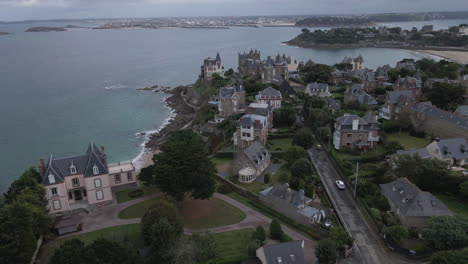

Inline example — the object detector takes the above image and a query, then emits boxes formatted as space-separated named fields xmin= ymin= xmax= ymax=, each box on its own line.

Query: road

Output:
xmin=308 ymin=146 xmax=416 ymax=264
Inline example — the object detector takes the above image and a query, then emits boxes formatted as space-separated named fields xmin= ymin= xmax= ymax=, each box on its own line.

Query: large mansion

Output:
xmin=201 ymin=52 xmax=224 ymax=80
xmin=40 ymin=142 xmax=136 ymax=215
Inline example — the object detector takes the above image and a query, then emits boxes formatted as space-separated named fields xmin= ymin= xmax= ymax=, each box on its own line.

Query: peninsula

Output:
xmin=25 ymin=26 xmax=67 ymax=32
xmin=0 ymin=32 xmax=10 ymax=35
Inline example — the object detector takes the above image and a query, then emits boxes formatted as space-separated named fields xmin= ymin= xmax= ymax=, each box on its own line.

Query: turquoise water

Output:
xmin=0 ymin=21 xmax=450 ymax=191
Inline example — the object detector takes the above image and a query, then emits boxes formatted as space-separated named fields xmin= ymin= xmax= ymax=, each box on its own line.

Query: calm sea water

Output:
xmin=0 ymin=19 xmax=460 ymax=192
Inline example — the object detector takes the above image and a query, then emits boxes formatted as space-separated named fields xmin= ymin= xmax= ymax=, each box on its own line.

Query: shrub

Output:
xmin=292 ymin=127 xmax=314 ymax=149
xmin=264 ymin=174 xmax=271 ymax=184
xmin=217 ymin=183 xmax=233 ymax=194
xmin=316 ymin=239 xmax=338 ymax=264
xmin=253 ymin=226 xmax=266 ymax=244
xmin=278 ymin=172 xmax=290 ymax=183
xmin=128 ymin=189 xmax=144 ymax=198
xmin=382 ymin=225 xmax=409 ymax=243
xmin=269 ymin=219 xmax=283 ymax=240
xmin=141 ymin=200 xmax=183 ymax=244
xmin=247 ymin=240 xmax=261 ymax=258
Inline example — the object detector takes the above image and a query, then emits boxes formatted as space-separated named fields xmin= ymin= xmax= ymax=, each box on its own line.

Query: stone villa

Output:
xmin=342 ymin=55 xmax=364 ymax=70
xmin=234 ymin=114 xmax=270 ymax=149
xmin=304 ymin=82 xmax=331 ymax=98
xmin=333 ymin=113 xmax=380 ymax=150
xmin=394 ymin=72 xmax=423 ymax=98
xmin=255 ymin=87 xmax=283 ymax=109
xmin=379 ymin=91 xmax=415 ymax=120
xmin=39 ymin=142 xmax=136 ymax=215
xmin=218 ymin=81 xmax=246 ymax=117
xmin=232 ymin=141 xmax=271 ymax=183
xmin=201 ymin=52 xmax=224 ymax=80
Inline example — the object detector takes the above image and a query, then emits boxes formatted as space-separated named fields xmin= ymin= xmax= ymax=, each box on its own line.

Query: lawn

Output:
xmin=386 ymin=132 xmax=431 ymax=150
xmin=268 ymin=137 xmax=293 ymax=151
xmin=208 ymin=229 xmax=254 ymax=263
xmin=436 ymin=194 xmax=468 ymax=217
xmin=40 ymin=224 xmax=142 ymax=264
xmin=118 ymin=197 xmax=246 ymax=229
xmin=115 ymin=185 xmax=160 ymax=203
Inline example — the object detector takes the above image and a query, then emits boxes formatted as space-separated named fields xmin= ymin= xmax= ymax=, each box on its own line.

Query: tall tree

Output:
xmin=50 ymin=239 xmax=88 ymax=264
xmin=293 ymin=127 xmax=314 ymax=149
xmin=141 ymin=200 xmax=183 ymax=244
xmin=144 ymin=130 xmax=216 ymax=203
xmin=149 ymin=218 xmax=183 ymax=262
xmin=426 ymin=216 xmax=468 ymax=250
xmin=284 ymin=146 xmax=309 ymax=167
xmin=425 ymin=83 xmax=464 ymax=111
xmin=269 ymin=219 xmax=283 ymax=240
xmin=316 ymin=239 xmax=338 ymax=264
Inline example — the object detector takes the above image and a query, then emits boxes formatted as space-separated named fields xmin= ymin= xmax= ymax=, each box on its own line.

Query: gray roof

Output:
xmin=336 ymin=114 xmax=367 ymax=126
xmin=42 ymin=142 xmax=109 ymax=186
xmin=220 ymin=87 xmax=235 ymax=98
xmin=357 ymin=93 xmax=377 ymax=105
xmin=260 ymin=183 xmax=312 ymax=208
xmin=385 ymin=91 xmax=415 ymax=105
xmin=435 ymin=138 xmax=468 ymax=160
xmin=259 ymin=86 xmax=282 ymax=97
xmin=412 ymin=102 xmax=468 ymax=130
xmin=396 ymin=148 xmax=431 ymax=159
xmin=323 ymin=97 xmax=341 ymax=111
xmin=395 ymin=76 xmax=422 ymax=89
xmin=279 ymin=80 xmax=297 ymax=96
xmin=243 ymin=141 xmax=269 ymax=169
xmin=239 ymin=114 xmax=267 ymax=129
xmin=380 ymin=178 xmax=453 ymax=217
xmin=305 ymin=82 xmax=329 ymax=95
xmin=454 ymin=105 xmax=468 ymax=117
xmin=261 ymin=241 xmax=305 ymax=264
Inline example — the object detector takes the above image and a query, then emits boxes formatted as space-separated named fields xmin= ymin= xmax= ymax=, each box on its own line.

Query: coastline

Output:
xmin=414 ymin=50 xmax=468 ymax=64
xmin=132 ymin=85 xmax=196 ymax=172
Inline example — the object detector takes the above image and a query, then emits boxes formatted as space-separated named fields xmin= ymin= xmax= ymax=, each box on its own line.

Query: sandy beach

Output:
xmin=417 ymin=50 xmax=468 ymax=64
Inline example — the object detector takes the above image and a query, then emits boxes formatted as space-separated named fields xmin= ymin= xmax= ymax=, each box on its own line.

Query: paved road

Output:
xmin=309 ymin=146 xmax=416 ymax=264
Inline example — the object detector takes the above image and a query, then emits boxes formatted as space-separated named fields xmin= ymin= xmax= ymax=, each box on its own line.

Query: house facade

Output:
xmin=234 ymin=114 xmax=269 ymax=149
xmin=394 ymin=73 xmax=423 ymax=98
xmin=333 ymin=113 xmax=380 ymax=150
xmin=39 ymin=142 xmax=136 ymax=215
xmin=201 ymin=52 xmax=224 ymax=80
xmin=379 ymin=91 xmax=415 ymax=120
xmin=218 ymin=82 xmax=246 ymax=117
xmin=232 ymin=141 xmax=271 ymax=183
xmin=304 ymin=82 xmax=331 ymax=98
xmin=344 ymin=84 xmax=378 ymax=105
xmin=380 ymin=178 xmax=453 ymax=229
xmin=342 ymin=55 xmax=364 ymax=70
xmin=245 ymin=103 xmax=273 ymax=130
xmin=238 ymin=50 xmax=298 ymax=83
xmin=255 ymin=87 xmax=282 ymax=109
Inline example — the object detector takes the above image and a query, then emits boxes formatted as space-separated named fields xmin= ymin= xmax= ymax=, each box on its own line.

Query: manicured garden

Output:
xmin=268 ymin=137 xmax=293 ymax=151
xmin=118 ymin=196 xmax=246 ymax=229
xmin=208 ymin=228 xmax=254 ymax=263
xmin=385 ymin=132 xmax=431 ymax=150
xmin=115 ymin=185 xmax=160 ymax=203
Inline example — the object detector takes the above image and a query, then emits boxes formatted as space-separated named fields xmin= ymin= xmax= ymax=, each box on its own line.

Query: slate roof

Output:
xmin=435 ymin=138 xmax=468 ymax=160
xmin=412 ymin=102 xmax=468 ymax=130
xmin=220 ymin=87 xmax=235 ymax=98
xmin=454 ymin=105 xmax=468 ymax=117
xmin=260 ymin=183 xmax=312 ymax=208
xmin=357 ymin=93 xmax=378 ymax=105
xmin=385 ymin=91 xmax=415 ymax=105
xmin=323 ymin=97 xmax=342 ymax=111
xmin=336 ymin=114 xmax=368 ymax=127
xmin=395 ymin=76 xmax=422 ymax=89
xmin=259 ymin=86 xmax=282 ymax=97
xmin=240 ymin=114 xmax=268 ymax=129
xmin=279 ymin=79 xmax=297 ymax=96
xmin=243 ymin=141 xmax=269 ymax=169
xmin=246 ymin=103 xmax=272 ymax=116
xmin=260 ymin=240 xmax=305 ymax=264
xmin=305 ymin=82 xmax=329 ymax=95
xmin=42 ymin=142 xmax=109 ymax=186
xmin=396 ymin=148 xmax=431 ymax=159
xmin=380 ymin=178 xmax=453 ymax=217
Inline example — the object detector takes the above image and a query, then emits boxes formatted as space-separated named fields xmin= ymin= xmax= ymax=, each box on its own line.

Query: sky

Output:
xmin=1 ymin=0 xmax=468 ymax=21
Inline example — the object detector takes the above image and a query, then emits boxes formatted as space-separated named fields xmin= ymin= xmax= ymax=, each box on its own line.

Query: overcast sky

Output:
xmin=1 ymin=0 xmax=468 ymax=21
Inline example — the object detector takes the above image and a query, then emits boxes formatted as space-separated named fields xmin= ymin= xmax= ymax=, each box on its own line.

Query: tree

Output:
xmin=284 ymin=146 xmax=308 ymax=167
xmin=431 ymin=248 xmax=468 ymax=264
xmin=426 ymin=216 xmax=468 ymax=250
xmin=316 ymin=239 xmax=338 ymax=264
xmin=86 ymin=239 xmax=138 ymax=264
xmin=4 ymin=167 xmax=43 ymax=203
xmin=141 ymin=200 xmax=183 ymax=244
xmin=149 ymin=218 xmax=183 ymax=261
xmin=273 ymin=106 xmax=296 ymax=127
xmin=459 ymin=181 xmax=468 ymax=200
xmin=425 ymin=83 xmax=464 ymax=111
xmin=290 ymin=158 xmax=313 ymax=181
xmin=269 ymin=219 xmax=283 ymax=240
xmin=300 ymin=64 xmax=334 ymax=83
xmin=330 ymin=227 xmax=353 ymax=248
xmin=50 ymin=239 xmax=88 ymax=264
xmin=191 ymin=232 xmax=220 ymax=262
xmin=225 ymin=68 xmax=234 ymax=76
xmin=292 ymin=127 xmax=314 ymax=149
xmin=382 ymin=225 xmax=409 ymax=243
xmin=147 ymin=130 xmax=217 ymax=203
xmin=253 ymin=226 xmax=266 ymax=245
xmin=278 ymin=172 xmax=290 ymax=183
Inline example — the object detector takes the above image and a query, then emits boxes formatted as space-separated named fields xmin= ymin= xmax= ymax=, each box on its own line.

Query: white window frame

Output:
xmin=53 ymin=200 xmax=61 ymax=210
xmin=93 ymin=165 xmax=99 ymax=175
xmin=94 ymin=178 xmax=102 ymax=188
xmin=51 ymin=187 xmax=58 ymax=196
xmin=114 ymin=174 xmax=121 ymax=184
xmin=96 ymin=190 xmax=104 ymax=200
xmin=72 ymin=178 xmax=79 ymax=187
xmin=48 ymin=174 xmax=55 ymax=184
xmin=70 ymin=165 xmax=76 ymax=174
xmin=127 ymin=172 xmax=133 ymax=182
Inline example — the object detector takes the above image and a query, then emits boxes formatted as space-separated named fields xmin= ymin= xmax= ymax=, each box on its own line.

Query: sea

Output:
xmin=0 ymin=18 xmax=466 ymax=192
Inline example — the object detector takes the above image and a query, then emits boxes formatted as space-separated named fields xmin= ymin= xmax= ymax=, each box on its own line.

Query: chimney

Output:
xmin=39 ymin=158 xmax=46 ymax=177
xmin=435 ymin=137 xmax=440 ymax=142
xmin=101 ymin=145 xmax=108 ymax=168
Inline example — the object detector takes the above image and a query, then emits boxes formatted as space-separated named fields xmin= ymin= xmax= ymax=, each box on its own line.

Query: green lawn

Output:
xmin=40 ymin=224 xmax=142 ymax=264
xmin=436 ymin=194 xmax=468 ymax=217
xmin=208 ymin=229 xmax=254 ymax=263
xmin=386 ymin=132 xmax=431 ymax=150
xmin=211 ymin=157 xmax=232 ymax=167
xmin=268 ymin=137 xmax=293 ymax=151
xmin=115 ymin=185 xmax=160 ymax=203
xmin=118 ymin=197 xmax=246 ymax=230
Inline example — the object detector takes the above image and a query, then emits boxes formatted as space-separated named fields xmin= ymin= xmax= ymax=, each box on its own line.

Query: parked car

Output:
xmin=316 ymin=144 xmax=323 ymax=151
xmin=335 ymin=180 xmax=345 ymax=190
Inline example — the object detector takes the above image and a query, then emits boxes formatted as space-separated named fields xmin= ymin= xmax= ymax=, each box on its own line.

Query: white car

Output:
xmin=335 ymin=180 xmax=345 ymax=190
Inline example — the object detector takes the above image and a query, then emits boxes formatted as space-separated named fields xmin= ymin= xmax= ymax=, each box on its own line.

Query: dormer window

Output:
xmin=93 ymin=164 xmax=99 ymax=175
xmin=70 ymin=164 xmax=76 ymax=174
xmin=48 ymin=174 xmax=55 ymax=184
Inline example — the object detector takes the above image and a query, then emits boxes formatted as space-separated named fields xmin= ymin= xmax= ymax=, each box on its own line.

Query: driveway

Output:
xmin=308 ymin=146 xmax=420 ymax=264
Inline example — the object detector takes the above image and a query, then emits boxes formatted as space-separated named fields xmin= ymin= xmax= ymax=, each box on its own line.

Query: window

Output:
xmin=114 ymin=174 xmax=121 ymax=184
xmin=127 ymin=172 xmax=133 ymax=182
xmin=70 ymin=164 xmax=76 ymax=174
xmin=48 ymin=174 xmax=55 ymax=184
xmin=96 ymin=190 xmax=104 ymax=200
xmin=68 ymin=192 xmax=73 ymax=200
xmin=93 ymin=164 xmax=99 ymax=175
xmin=51 ymin=187 xmax=58 ymax=196
xmin=347 ymin=134 xmax=352 ymax=138
xmin=72 ymin=178 xmax=79 ymax=186
xmin=94 ymin=178 xmax=102 ymax=188
xmin=83 ymin=189 xmax=87 ymax=197
xmin=276 ymin=257 xmax=283 ymax=264
xmin=53 ymin=200 xmax=61 ymax=210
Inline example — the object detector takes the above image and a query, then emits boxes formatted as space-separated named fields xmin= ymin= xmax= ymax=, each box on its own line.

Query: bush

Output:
xmin=128 ymin=189 xmax=144 ymax=198
xmin=269 ymin=219 xmax=283 ymax=240
xmin=278 ymin=172 xmax=290 ymax=183
xmin=247 ymin=240 xmax=261 ymax=258
xmin=292 ymin=127 xmax=314 ymax=149
xmin=217 ymin=183 xmax=233 ymax=194
xmin=253 ymin=226 xmax=266 ymax=244
xmin=382 ymin=225 xmax=409 ymax=243
xmin=264 ymin=174 xmax=271 ymax=184
xmin=141 ymin=200 xmax=183 ymax=244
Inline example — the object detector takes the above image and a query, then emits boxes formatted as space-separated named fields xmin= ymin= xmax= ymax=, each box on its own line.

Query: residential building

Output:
xmin=278 ymin=79 xmax=297 ymax=98
xmin=395 ymin=60 xmax=416 ymax=71
xmin=362 ymin=65 xmax=391 ymax=92
xmin=396 ymin=138 xmax=468 ymax=167
xmin=259 ymin=183 xmax=324 ymax=226
xmin=238 ymin=49 xmax=262 ymax=77
xmin=256 ymin=87 xmax=282 ymax=109
xmin=232 ymin=141 xmax=271 ymax=183
xmin=394 ymin=72 xmax=423 ymax=98
xmin=421 ymin=25 xmax=434 ymax=32
xmin=380 ymin=178 xmax=453 ymax=229
xmin=409 ymin=102 xmax=468 ymax=139
xmin=344 ymin=84 xmax=378 ymax=105
xmin=379 ymin=91 xmax=415 ymax=120
xmin=234 ymin=114 xmax=269 ymax=149
xmin=238 ymin=50 xmax=298 ymax=83
xmin=459 ymin=26 xmax=468 ymax=36
xmin=218 ymin=82 xmax=246 ymax=117
xmin=323 ymin=97 xmax=342 ymax=114
xmin=201 ymin=52 xmax=224 ymax=80
xmin=245 ymin=103 xmax=273 ymax=130
xmin=333 ymin=112 xmax=380 ymax=150
xmin=424 ymin=77 xmax=461 ymax=89
xmin=342 ymin=55 xmax=364 ymax=70
xmin=455 ymin=105 xmax=468 ymax=117
xmin=39 ymin=142 xmax=136 ymax=215
xmin=304 ymin=82 xmax=331 ymax=98
xmin=256 ymin=240 xmax=305 ymax=264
